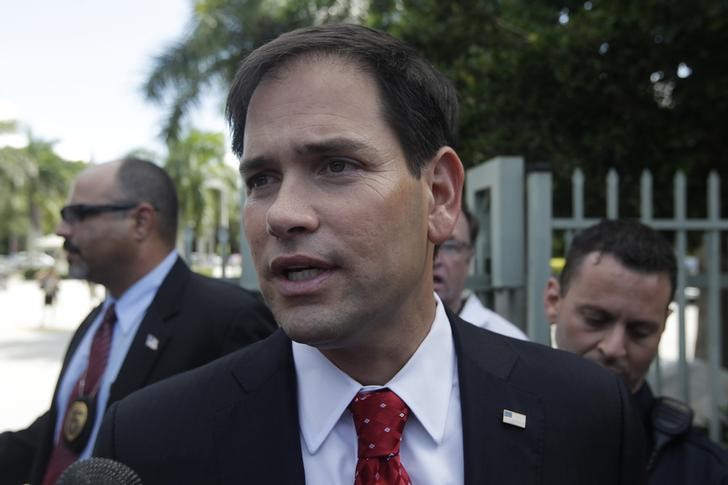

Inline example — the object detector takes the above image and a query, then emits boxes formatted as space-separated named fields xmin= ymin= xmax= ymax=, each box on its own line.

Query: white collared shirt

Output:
xmin=292 ymin=293 xmax=463 ymax=485
xmin=459 ymin=290 xmax=528 ymax=341
xmin=53 ymin=250 xmax=178 ymax=458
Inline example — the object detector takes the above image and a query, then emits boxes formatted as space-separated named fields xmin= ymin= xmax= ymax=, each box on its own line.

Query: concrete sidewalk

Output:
xmin=0 ymin=275 xmax=101 ymax=432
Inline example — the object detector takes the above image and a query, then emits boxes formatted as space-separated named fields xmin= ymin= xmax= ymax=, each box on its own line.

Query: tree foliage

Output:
xmin=144 ymin=0 xmax=727 ymax=218
xmin=163 ymin=128 xmax=241 ymax=250
xmin=366 ymin=0 xmax=728 ymax=217
xmin=144 ymin=0 xmax=363 ymax=142
xmin=0 ymin=128 xmax=86 ymax=253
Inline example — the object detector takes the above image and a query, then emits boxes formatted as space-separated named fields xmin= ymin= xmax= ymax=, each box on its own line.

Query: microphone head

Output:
xmin=56 ymin=457 xmax=143 ymax=485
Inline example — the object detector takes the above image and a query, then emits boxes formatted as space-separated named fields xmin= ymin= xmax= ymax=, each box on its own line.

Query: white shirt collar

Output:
xmin=293 ymin=293 xmax=456 ymax=454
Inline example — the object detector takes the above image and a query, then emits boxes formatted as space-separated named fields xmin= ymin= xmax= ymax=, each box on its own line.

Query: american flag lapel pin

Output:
xmin=145 ymin=334 xmax=159 ymax=351
xmin=502 ymin=409 xmax=527 ymax=429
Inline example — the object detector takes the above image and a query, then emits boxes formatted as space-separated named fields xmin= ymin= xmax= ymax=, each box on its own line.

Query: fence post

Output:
xmin=466 ymin=156 xmax=525 ymax=326
xmin=527 ymin=167 xmax=553 ymax=344
xmin=641 ymin=170 xmax=664 ymax=395
xmin=606 ymin=168 xmax=619 ymax=219
xmin=707 ymin=171 xmax=722 ymax=441
xmin=674 ymin=171 xmax=689 ymax=403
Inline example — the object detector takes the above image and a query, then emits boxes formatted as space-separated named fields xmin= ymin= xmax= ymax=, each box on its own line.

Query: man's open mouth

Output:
xmin=286 ymin=268 xmax=325 ymax=281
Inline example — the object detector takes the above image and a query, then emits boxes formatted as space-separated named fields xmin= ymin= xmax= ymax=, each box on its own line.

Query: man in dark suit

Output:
xmin=0 ymin=158 xmax=276 ymax=485
xmin=544 ymin=219 xmax=728 ymax=484
xmin=95 ymin=25 xmax=646 ymax=484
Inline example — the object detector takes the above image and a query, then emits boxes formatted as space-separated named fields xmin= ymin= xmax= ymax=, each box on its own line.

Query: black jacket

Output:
xmin=0 ymin=257 xmax=277 ymax=485
xmin=635 ymin=383 xmax=728 ymax=485
xmin=94 ymin=311 xmax=647 ymax=484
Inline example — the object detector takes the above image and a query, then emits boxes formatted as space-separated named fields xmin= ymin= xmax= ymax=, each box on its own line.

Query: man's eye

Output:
xmin=247 ymin=173 xmax=272 ymax=189
xmin=583 ymin=315 xmax=608 ymax=327
xmin=628 ymin=326 xmax=654 ymax=340
xmin=323 ymin=159 xmax=356 ymax=174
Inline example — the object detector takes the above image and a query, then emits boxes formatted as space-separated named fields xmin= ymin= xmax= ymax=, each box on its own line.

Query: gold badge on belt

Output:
xmin=62 ymin=396 xmax=96 ymax=451
xmin=63 ymin=399 xmax=89 ymax=442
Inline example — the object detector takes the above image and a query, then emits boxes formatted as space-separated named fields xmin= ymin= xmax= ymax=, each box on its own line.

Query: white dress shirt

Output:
xmin=292 ymin=293 xmax=464 ymax=485
xmin=52 ymin=250 xmax=178 ymax=458
xmin=459 ymin=290 xmax=528 ymax=341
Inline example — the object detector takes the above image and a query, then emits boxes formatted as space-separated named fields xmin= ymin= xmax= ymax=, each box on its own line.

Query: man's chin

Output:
xmin=602 ymin=365 xmax=634 ymax=390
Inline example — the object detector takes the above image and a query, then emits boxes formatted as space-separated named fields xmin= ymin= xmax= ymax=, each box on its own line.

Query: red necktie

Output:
xmin=350 ymin=389 xmax=412 ymax=485
xmin=42 ymin=303 xmax=117 ymax=485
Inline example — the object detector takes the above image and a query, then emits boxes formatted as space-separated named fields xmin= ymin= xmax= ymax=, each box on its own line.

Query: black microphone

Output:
xmin=56 ymin=457 xmax=143 ymax=485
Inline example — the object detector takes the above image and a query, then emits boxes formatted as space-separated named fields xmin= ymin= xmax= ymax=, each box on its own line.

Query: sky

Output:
xmin=0 ymin=0 xmax=228 ymax=163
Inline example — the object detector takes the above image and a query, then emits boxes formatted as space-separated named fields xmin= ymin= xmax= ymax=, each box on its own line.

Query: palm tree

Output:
xmin=144 ymin=0 xmax=361 ymax=142
xmin=163 ymin=128 xmax=239 ymax=259
xmin=0 ymin=124 xmax=85 ymax=254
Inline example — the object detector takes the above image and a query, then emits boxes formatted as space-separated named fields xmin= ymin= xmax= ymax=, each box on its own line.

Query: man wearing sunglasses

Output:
xmin=434 ymin=205 xmax=527 ymax=340
xmin=0 ymin=157 xmax=276 ymax=485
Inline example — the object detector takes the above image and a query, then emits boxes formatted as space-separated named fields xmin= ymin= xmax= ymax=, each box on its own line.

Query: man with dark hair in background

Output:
xmin=544 ymin=218 xmax=728 ymax=484
xmin=434 ymin=205 xmax=527 ymax=339
xmin=95 ymin=25 xmax=645 ymax=484
xmin=0 ymin=158 xmax=276 ymax=485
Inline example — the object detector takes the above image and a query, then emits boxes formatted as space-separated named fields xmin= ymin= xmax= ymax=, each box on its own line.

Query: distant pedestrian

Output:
xmin=37 ymin=266 xmax=60 ymax=327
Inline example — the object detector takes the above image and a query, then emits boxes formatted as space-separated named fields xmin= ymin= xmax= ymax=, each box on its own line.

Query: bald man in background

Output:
xmin=0 ymin=158 xmax=276 ymax=484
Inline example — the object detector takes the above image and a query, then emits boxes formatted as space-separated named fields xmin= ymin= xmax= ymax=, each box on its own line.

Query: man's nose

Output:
xmin=597 ymin=325 xmax=628 ymax=360
xmin=55 ymin=219 xmax=71 ymax=239
xmin=266 ymin=180 xmax=319 ymax=238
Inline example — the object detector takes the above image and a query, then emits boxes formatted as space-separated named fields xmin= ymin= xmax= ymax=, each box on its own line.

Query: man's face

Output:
xmin=544 ymin=252 xmax=672 ymax=392
xmin=55 ymin=164 xmax=135 ymax=288
xmin=433 ymin=214 xmax=473 ymax=311
xmin=241 ymin=57 xmax=447 ymax=350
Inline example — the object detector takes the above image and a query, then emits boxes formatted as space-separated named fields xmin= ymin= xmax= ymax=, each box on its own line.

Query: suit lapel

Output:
xmin=451 ymin=312 xmax=545 ymax=485
xmin=108 ymin=258 xmax=189 ymax=403
xmin=215 ymin=330 xmax=305 ymax=484
xmin=49 ymin=303 xmax=103 ymax=415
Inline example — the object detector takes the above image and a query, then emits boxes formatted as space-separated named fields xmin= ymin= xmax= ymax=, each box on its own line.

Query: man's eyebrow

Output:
xmin=626 ymin=318 xmax=662 ymax=330
xmin=239 ymin=157 xmax=268 ymax=176
xmin=239 ymin=137 xmax=369 ymax=175
xmin=296 ymin=137 xmax=368 ymax=155
xmin=577 ymin=304 xmax=613 ymax=318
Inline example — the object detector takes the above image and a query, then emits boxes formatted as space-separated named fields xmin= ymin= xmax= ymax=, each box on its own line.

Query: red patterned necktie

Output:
xmin=349 ymin=389 xmax=412 ymax=485
xmin=42 ymin=303 xmax=117 ymax=485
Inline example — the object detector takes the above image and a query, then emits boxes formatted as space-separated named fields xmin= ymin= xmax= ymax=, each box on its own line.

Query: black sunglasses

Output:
xmin=60 ymin=202 xmax=140 ymax=223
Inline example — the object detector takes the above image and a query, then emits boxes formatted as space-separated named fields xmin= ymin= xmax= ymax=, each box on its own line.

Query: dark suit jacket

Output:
xmin=94 ymin=311 xmax=647 ymax=484
xmin=634 ymin=383 xmax=728 ymax=485
xmin=0 ymin=257 xmax=277 ymax=485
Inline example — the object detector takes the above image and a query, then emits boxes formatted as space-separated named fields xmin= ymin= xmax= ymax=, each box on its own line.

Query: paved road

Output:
xmin=0 ymin=275 xmax=101 ymax=432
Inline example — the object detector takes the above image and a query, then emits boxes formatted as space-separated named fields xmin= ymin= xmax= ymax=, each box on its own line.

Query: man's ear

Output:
xmin=426 ymin=147 xmax=464 ymax=244
xmin=543 ymin=277 xmax=562 ymax=325
xmin=131 ymin=203 xmax=156 ymax=241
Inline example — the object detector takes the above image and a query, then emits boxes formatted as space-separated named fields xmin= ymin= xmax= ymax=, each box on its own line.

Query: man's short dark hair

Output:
xmin=116 ymin=158 xmax=178 ymax=245
xmin=460 ymin=205 xmax=479 ymax=245
xmin=560 ymin=219 xmax=677 ymax=300
xmin=225 ymin=23 xmax=459 ymax=177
